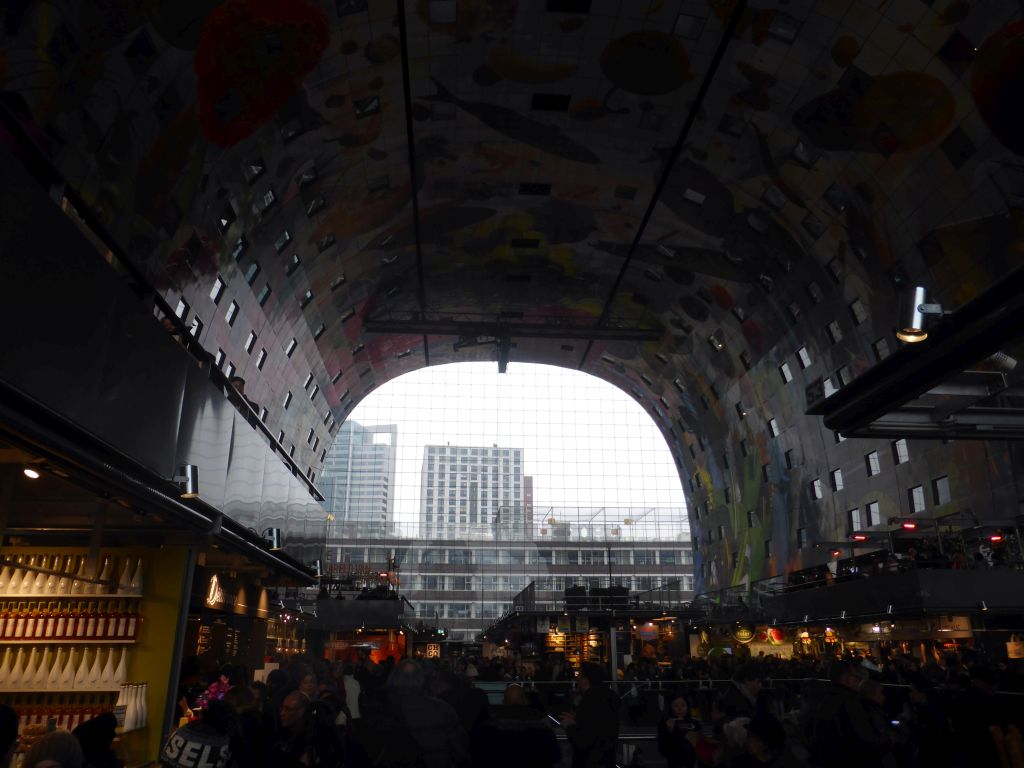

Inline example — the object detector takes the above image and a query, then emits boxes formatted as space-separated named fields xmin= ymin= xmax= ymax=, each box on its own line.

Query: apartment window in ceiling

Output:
xmin=286 ymin=254 xmax=300 ymax=276
xmin=848 ymin=508 xmax=862 ymax=531
xmin=811 ymin=478 xmax=823 ymax=500
xmin=836 ymin=365 xmax=853 ymax=387
xmin=762 ymin=464 xmax=770 ymax=483
xmin=892 ymin=438 xmax=910 ymax=465
xmin=831 ymin=468 xmax=844 ymax=492
xmin=276 ymin=430 xmax=284 ymax=443
xmin=717 ymin=525 xmax=725 ymax=541
xmin=806 ymin=281 xmax=823 ymax=304
xmin=256 ymin=283 xmax=271 ymax=306
xmin=285 ymin=338 xmax=297 ymax=357
xmin=175 ymin=297 xmax=189 ymax=319
xmin=244 ymin=262 xmax=260 ymax=285
xmin=289 ymin=444 xmax=295 ymax=458
xmin=740 ymin=439 xmax=750 ymax=457
xmin=225 ymin=301 xmax=239 ymax=326
xmin=256 ymin=348 xmax=267 ymax=370
xmin=283 ymin=391 xmax=293 ymax=410
xmin=722 ymin=453 xmax=730 ymax=470
xmin=834 ymin=431 xmax=846 ymax=443
xmin=873 ymin=337 xmax=891 ymax=362
xmin=735 ymin=402 xmax=747 ymax=419
xmin=865 ymin=451 xmax=881 ymax=477
xmin=214 ymin=349 xmax=226 ymax=369
xmin=300 ymin=289 xmax=314 ymax=309
xmin=909 ymin=485 xmax=926 ymax=513
xmin=747 ymin=510 xmax=756 ymax=528
xmin=189 ymin=315 xmax=203 ymax=339
xmin=797 ymin=528 xmax=808 ymax=548
xmin=849 ymin=298 xmax=868 ymax=325
xmin=306 ymin=428 xmax=315 ymax=445
xmin=764 ymin=539 xmax=772 ymax=558
xmin=779 ymin=362 xmax=793 ymax=383
xmin=823 ymin=376 xmax=839 ymax=398
xmin=768 ymin=417 xmax=780 ymax=438
xmin=797 ymin=346 xmax=812 ymax=369
xmin=303 ymin=373 xmax=314 ymax=390
xmin=210 ymin=277 xmax=225 ymax=305
xmin=933 ymin=475 xmax=951 ymax=506
xmin=724 ymin=487 xmax=731 ymax=504
xmin=826 ymin=321 xmax=843 ymax=344
xmin=259 ymin=406 xmax=268 ymax=422
xmin=787 ymin=302 xmax=801 ymax=321
xmin=224 ymin=362 xmax=236 ymax=379
xmin=866 ymin=501 xmax=880 ymax=527
xmin=784 ymin=449 xmax=795 ymax=469
xmin=244 ymin=331 xmax=256 ymax=354
xmin=310 ymin=385 xmax=319 ymax=401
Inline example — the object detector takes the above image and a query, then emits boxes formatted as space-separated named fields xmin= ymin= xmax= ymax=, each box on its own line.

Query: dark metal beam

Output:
xmin=364 ymin=317 xmax=662 ymax=341
xmin=577 ymin=0 xmax=749 ymax=370
xmin=808 ymin=263 xmax=1024 ymax=436
xmin=396 ymin=0 xmax=430 ymax=366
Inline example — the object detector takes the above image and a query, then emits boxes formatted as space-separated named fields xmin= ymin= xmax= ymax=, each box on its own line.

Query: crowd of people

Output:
xmin=1 ymin=648 xmax=1023 ymax=768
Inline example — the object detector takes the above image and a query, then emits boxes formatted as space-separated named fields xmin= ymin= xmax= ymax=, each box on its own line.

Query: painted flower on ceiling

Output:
xmin=194 ymin=0 xmax=329 ymax=147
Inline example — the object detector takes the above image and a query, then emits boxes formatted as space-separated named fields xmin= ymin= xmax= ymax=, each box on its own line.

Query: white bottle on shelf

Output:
xmin=71 ymin=557 xmax=88 ymax=595
xmin=0 ymin=563 xmax=11 ymax=593
xmin=47 ymin=648 xmax=62 ymax=688
xmin=116 ymin=559 xmax=132 ymax=595
xmin=7 ymin=647 xmax=25 ymax=688
xmin=44 ymin=556 xmax=60 ymax=595
xmin=60 ymin=647 xmax=76 ymax=688
xmin=9 ymin=560 xmax=24 ymax=597
xmin=0 ymin=647 xmax=12 ymax=688
xmin=128 ymin=558 xmax=143 ymax=596
xmin=123 ymin=683 xmax=137 ymax=732
xmin=74 ymin=646 xmax=90 ymax=688
xmin=139 ymin=682 xmax=148 ymax=727
xmin=86 ymin=645 xmax=103 ymax=689
xmin=96 ymin=557 xmax=113 ymax=595
xmin=28 ymin=647 xmax=45 ymax=689
xmin=31 ymin=556 xmax=48 ymax=594
xmin=56 ymin=556 xmax=72 ymax=595
xmin=113 ymin=647 xmax=128 ymax=685
xmin=100 ymin=646 xmax=116 ymax=689
xmin=19 ymin=556 xmax=36 ymax=594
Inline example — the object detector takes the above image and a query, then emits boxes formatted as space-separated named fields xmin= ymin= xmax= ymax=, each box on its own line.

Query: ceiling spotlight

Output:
xmin=851 ymin=534 xmax=868 ymax=542
xmin=901 ymin=521 xmax=918 ymax=531
xmin=830 ymin=549 xmax=842 ymax=558
xmin=173 ymin=464 xmax=199 ymax=499
xmin=22 ymin=467 xmax=41 ymax=479
xmin=989 ymin=534 xmax=1004 ymax=543
xmin=896 ymin=286 xmax=945 ymax=343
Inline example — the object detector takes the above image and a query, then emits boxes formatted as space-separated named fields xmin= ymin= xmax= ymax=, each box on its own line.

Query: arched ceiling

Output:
xmin=2 ymin=0 xmax=1023 ymax=588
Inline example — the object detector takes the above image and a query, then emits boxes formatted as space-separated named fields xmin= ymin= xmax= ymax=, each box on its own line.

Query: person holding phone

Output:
xmin=657 ymin=692 xmax=700 ymax=768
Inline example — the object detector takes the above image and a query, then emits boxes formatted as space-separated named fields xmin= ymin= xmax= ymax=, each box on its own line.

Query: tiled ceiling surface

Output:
xmin=2 ymin=0 xmax=1023 ymax=590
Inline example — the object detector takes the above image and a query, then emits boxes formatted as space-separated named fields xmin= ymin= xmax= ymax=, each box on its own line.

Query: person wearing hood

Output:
xmin=560 ymin=663 xmax=620 ymax=768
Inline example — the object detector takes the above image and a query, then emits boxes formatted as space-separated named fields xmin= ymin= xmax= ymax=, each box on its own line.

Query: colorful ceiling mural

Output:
xmin=1 ymin=0 xmax=1022 ymax=594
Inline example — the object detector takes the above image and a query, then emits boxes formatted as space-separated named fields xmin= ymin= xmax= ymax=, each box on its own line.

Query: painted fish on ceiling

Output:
xmin=423 ymin=79 xmax=601 ymax=164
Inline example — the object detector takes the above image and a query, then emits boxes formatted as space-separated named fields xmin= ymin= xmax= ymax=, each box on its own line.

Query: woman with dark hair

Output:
xmin=657 ymin=692 xmax=700 ymax=768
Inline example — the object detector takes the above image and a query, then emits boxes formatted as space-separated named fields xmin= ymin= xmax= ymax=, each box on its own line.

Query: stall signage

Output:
xmin=426 ymin=643 xmax=441 ymax=658
xmin=734 ymin=626 xmax=754 ymax=644
xmin=206 ymin=575 xmax=227 ymax=609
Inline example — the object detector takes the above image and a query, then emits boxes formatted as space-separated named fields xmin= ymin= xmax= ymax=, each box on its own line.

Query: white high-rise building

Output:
xmin=321 ymin=421 xmax=397 ymax=534
xmin=421 ymin=444 xmax=525 ymax=539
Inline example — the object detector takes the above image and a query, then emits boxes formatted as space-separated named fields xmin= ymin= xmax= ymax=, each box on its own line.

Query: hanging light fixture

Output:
xmin=173 ymin=464 xmax=200 ymax=498
xmin=895 ymin=286 xmax=945 ymax=343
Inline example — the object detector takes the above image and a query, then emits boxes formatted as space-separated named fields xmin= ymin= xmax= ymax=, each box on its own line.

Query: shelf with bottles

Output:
xmin=0 ymin=553 xmax=144 ymax=599
xmin=0 ymin=594 xmax=142 ymax=600
xmin=0 ymin=645 xmax=130 ymax=691
xmin=0 ymin=599 xmax=142 ymax=642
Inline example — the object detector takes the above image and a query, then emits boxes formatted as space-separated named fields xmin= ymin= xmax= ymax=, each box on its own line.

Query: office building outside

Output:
xmin=327 ymin=506 xmax=694 ymax=642
xmin=420 ymin=444 xmax=525 ymax=539
xmin=320 ymin=421 xmax=397 ymax=534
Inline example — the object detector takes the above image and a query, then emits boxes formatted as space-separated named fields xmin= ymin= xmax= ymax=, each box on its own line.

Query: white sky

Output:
xmin=346 ymin=362 xmax=688 ymax=527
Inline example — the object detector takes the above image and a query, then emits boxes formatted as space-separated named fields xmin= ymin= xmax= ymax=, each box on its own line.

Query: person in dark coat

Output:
xmin=73 ymin=713 xmax=122 ymax=768
xmin=471 ymin=684 xmax=559 ymax=768
xmin=721 ymin=665 xmax=762 ymax=723
xmin=657 ymin=692 xmax=700 ymax=768
xmin=803 ymin=660 xmax=896 ymax=768
xmin=560 ymin=663 xmax=620 ymax=768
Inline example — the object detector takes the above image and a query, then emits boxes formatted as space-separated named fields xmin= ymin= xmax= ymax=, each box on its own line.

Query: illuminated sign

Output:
xmin=734 ymin=626 xmax=754 ymax=643
xmin=206 ymin=575 xmax=225 ymax=608
xmin=426 ymin=643 xmax=441 ymax=658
